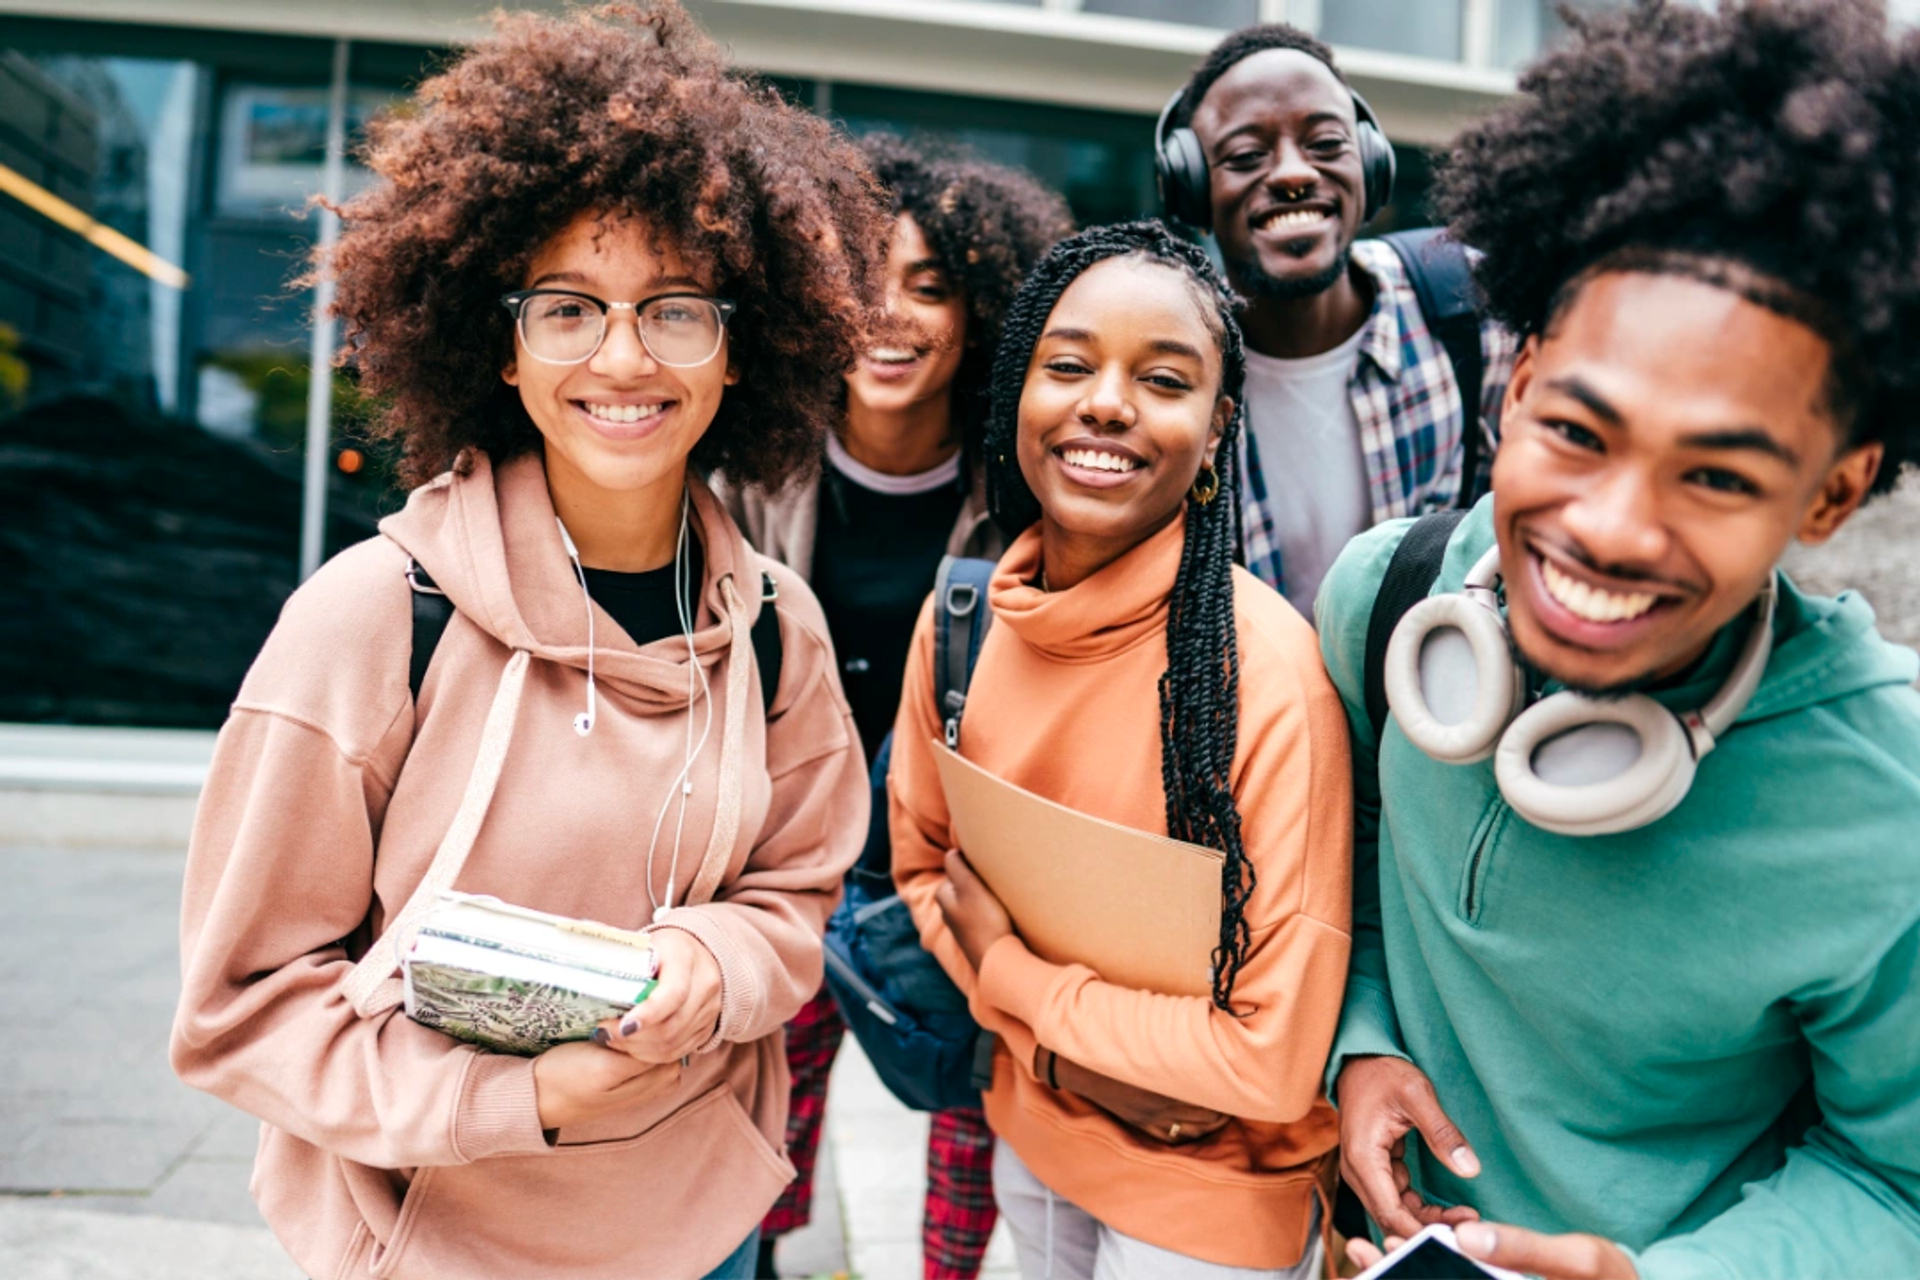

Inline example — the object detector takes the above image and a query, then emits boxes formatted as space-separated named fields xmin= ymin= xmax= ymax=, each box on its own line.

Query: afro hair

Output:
xmin=1436 ymin=0 xmax=1920 ymax=495
xmin=855 ymin=133 xmax=1073 ymax=456
xmin=322 ymin=2 xmax=890 ymax=490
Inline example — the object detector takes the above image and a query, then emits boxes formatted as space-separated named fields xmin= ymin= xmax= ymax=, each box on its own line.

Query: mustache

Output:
xmin=1528 ymin=534 xmax=1690 ymax=595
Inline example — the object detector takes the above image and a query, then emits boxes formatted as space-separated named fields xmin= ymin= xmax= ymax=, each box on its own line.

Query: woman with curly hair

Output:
xmin=168 ymin=6 xmax=886 ymax=1277
xmin=718 ymin=132 xmax=1070 ymax=1280
xmin=891 ymin=221 xmax=1353 ymax=1279
xmin=1318 ymin=3 xmax=1920 ymax=1277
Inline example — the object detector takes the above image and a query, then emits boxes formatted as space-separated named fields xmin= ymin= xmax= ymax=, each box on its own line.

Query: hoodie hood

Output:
xmin=379 ymin=451 xmax=768 ymax=713
xmin=1739 ymin=580 xmax=1919 ymax=721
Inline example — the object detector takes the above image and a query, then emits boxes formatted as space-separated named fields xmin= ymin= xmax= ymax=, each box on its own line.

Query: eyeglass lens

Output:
xmin=519 ymin=294 xmax=726 ymax=367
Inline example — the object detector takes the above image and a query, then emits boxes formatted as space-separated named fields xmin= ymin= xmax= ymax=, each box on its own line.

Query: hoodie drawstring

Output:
xmin=344 ymin=648 xmax=532 ymax=1017
xmin=681 ymin=573 xmax=752 ymax=909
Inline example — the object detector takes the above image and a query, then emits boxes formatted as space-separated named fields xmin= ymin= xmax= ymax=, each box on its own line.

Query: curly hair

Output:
xmin=322 ymin=2 xmax=889 ymax=489
xmin=857 ymin=133 xmax=1073 ymax=457
xmin=984 ymin=220 xmax=1257 ymax=1012
xmin=1436 ymin=0 xmax=1920 ymax=495
xmin=1171 ymin=23 xmax=1342 ymax=127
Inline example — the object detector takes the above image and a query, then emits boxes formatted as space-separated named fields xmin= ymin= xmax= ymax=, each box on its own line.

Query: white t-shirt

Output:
xmin=1239 ymin=325 xmax=1372 ymax=615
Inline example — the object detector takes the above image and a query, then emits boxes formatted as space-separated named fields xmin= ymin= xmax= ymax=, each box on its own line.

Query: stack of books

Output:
xmin=401 ymin=892 xmax=660 ymax=1056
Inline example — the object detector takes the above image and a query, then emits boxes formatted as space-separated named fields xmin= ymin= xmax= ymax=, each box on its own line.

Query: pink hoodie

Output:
xmin=171 ymin=452 xmax=866 ymax=1279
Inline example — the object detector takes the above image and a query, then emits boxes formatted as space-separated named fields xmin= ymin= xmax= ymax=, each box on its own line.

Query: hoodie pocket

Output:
xmin=365 ymin=1082 xmax=792 ymax=1280
xmin=1457 ymin=795 xmax=1511 ymax=926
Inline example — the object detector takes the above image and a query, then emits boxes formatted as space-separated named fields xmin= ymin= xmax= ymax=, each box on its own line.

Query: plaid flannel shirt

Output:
xmin=1238 ymin=237 xmax=1519 ymax=599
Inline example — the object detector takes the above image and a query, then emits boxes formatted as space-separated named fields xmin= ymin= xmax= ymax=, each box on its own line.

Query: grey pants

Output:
xmin=991 ymin=1142 xmax=1325 ymax=1280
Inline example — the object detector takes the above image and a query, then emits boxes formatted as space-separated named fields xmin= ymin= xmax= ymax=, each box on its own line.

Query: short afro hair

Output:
xmin=1173 ymin=23 xmax=1342 ymax=127
xmin=323 ymin=2 xmax=889 ymax=490
xmin=1436 ymin=0 xmax=1920 ymax=496
xmin=857 ymin=133 xmax=1074 ymax=455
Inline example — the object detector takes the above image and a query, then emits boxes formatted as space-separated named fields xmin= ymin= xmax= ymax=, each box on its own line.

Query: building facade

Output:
xmin=0 ymin=0 xmax=1631 ymax=727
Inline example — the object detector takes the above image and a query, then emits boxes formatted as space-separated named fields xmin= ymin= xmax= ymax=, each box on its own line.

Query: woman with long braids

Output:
xmin=891 ymin=221 xmax=1353 ymax=1279
xmin=719 ymin=132 xmax=1070 ymax=1280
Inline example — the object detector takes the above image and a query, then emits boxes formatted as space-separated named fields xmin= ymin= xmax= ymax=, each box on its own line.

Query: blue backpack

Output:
xmin=821 ymin=556 xmax=997 ymax=1113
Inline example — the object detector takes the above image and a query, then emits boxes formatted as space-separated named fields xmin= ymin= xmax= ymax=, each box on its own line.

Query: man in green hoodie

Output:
xmin=1315 ymin=4 xmax=1920 ymax=1278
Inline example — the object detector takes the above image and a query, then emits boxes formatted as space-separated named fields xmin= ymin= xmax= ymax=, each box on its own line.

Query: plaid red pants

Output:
xmin=764 ymin=989 xmax=999 ymax=1280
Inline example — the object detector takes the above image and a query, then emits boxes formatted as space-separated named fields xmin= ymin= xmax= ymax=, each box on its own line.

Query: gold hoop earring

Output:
xmin=1190 ymin=462 xmax=1220 ymax=507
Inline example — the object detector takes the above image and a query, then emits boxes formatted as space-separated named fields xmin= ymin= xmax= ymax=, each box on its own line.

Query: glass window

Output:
xmin=1496 ymin=0 xmax=1635 ymax=69
xmin=828 ymin=83 xmax=1158 ymax=230
xmin=1081 ymin=0 xmax=1259 ymax=28
xmin=0 ymin=23 xmax=422 ymax=728
xmin=1320 ymin=0 xmax=1463 ymax=64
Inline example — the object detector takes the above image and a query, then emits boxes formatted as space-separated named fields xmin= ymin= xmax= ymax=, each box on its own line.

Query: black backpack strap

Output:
xmin=1362 ymin=511 xmax=1467 ymax=743
xmin=406 ymin=560 xmax=454 ymax=704
xmin=1383 ymin=228 xmax=1485 ymax=509
xmin=933 ymin=556 xmax=997 ymax=749
xmin=750 ymin=571 xmax=783 ymax=718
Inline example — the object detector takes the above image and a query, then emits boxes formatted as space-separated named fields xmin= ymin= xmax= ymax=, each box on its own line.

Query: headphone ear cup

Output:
xmin=1356 ymin=119 xmax=1396 ymax=223
xmin=1156 ymin=124 xmax=1213 ymax=232
xmin=1494 ymin=694 xmax=1696 ymax=836
xmin=1383 ymin=593 xmax=1525 ymax=764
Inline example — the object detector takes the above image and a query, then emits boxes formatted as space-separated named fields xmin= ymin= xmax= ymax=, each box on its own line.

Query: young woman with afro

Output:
xmin=891 ymin=221 xmax=1354 ymax=1280
xmin=717 ymin=132 xmax=1072 ymax=1280
xmin=168 ymin=6 xmax=888 ymax=1277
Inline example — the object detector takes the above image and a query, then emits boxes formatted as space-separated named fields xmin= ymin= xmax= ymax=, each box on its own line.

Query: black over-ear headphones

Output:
xmin=1155 ymin=80 xmax=1396 ymax=233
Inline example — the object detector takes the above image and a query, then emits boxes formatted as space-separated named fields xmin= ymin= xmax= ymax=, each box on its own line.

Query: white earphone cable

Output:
xmin=645 ymin=490 xmax=714 ymax=922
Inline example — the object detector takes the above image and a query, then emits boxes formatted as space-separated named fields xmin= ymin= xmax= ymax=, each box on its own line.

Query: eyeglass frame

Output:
xmin=499 ymin=288 xmax=739 ymax=367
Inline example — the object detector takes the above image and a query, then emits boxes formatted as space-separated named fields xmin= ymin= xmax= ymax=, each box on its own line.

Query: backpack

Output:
xmin=1380 ymin=228 xmax=1487 ymax=511
xmin=405 ymin=560 xmax=784 ymax=715
xmin=820 ymin=555 xmax=998 ymax=1113
xmin=1330 ymin=507 xmax=1467 ymax=1243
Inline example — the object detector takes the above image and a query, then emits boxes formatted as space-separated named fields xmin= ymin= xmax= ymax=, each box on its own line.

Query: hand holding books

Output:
xmin=935 ymin=848 xmax=1013 ymax=971
xmin=595 ymin=928 xmax=724 ymax=1065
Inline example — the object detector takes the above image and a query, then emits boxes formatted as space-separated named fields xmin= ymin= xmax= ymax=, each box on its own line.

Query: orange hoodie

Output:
xmin=170 ymin=453 xmax=866 ymax=1279
xmin=891 ymin=514 xmax=1352 ymax=1271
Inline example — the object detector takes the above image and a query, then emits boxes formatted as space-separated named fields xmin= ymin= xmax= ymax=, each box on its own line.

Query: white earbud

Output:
xmin=556 ymin=517 xmax=596 ymax=736
xmin=1385 ymin=545 xmax=1776 ymax=836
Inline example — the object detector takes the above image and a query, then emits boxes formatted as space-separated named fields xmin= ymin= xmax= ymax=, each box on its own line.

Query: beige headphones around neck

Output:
xmin=1383 ymin=547 xmax=1776 ymax=836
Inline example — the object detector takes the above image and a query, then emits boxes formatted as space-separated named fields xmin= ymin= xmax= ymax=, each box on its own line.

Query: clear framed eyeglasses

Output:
xmin=500 ymin=289 xmax=738 ymax=367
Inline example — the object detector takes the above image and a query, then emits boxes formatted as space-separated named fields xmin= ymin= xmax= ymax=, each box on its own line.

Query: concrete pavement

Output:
xmin=0 ymin=841 xmax=1010 ymax=1280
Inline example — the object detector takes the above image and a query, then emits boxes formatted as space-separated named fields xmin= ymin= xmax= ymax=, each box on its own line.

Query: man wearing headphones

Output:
xmin=1314 ymin=3 xmax=1920 ymax=1278
xmin=1158 ymin=25 xmax=1516 ymax=613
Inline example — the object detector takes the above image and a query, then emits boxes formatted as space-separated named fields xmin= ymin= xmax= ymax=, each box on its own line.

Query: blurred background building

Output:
xmin=3 ymin=0 xmax=1911 ymax=729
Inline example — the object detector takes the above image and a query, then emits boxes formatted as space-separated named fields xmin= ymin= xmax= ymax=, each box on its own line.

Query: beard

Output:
xmin=1225 ymin=243 xmax=1350 ymax=301
xmin=1506 ymin=630 xmax=1658 ymax=702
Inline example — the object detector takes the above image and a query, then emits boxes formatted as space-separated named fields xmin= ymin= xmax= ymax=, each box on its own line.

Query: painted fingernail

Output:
xmin=590 ymin=1028 xmax=610 ymax=1046
xmin=1456 ymin=1223 xmax=1495 ymax=1255
xmin=619 ymin=1018 xmax=639 ymax=1036
xmin=1452 ymin=1146 xmax=1481 ymax=1177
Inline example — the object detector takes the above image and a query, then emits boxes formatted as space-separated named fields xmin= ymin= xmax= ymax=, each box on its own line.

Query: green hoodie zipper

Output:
xmin=1460 ymin=792 xmax=1510 ymax=924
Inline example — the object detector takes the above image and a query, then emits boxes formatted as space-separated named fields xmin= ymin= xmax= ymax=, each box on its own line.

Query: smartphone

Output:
xmin=1352 ymin=1225 xmax=1527 ymax=1280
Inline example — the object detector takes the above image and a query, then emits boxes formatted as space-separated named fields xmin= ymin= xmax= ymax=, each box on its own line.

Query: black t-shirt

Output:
xmin=579 ymin=540 xmax=703 ymax=650
xmin=810 ymin=464 xmax=967 ymax=760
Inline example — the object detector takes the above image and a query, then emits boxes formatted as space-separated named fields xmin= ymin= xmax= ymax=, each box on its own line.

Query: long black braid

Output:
xmin=983 ymin=220 xmax=1254 ymax=1012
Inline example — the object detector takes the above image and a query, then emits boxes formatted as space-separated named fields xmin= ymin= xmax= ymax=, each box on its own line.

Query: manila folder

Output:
xmin=931 ymin=741 xmax=1221 ymax=999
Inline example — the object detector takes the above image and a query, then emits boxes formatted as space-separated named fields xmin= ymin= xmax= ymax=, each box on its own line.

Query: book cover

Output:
xmin=401 ymin=892 xmax=659 ymax=1057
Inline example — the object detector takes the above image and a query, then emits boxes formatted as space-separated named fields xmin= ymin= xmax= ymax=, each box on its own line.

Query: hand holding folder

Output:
xmin=931 ymin=741 xmax=1222 ymax=999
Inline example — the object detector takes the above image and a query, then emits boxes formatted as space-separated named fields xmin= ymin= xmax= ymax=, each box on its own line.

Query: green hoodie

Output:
xmin=1316 ymin=497 xmax=1920 ymax=1280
